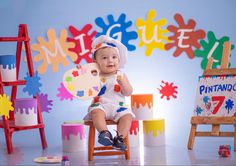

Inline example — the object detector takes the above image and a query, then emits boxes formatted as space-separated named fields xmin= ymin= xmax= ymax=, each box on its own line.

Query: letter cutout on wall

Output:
xmin=194 ymin=31 xmax=235 ymax=70
xmin=67 ymin=24 xmax=96 ymax=64
xmin=136 ymin=9 xmax=170 ymax=56
xmin=95 ymin=13 xmax=137 ymax=51
xmin=32 ymin=29 xmax=77 ymax=74
xmin=165 ymin=13 xmax=206 ymax=59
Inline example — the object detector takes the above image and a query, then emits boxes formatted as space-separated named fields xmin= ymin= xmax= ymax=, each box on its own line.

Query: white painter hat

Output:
xmin=91 ymin=35 xmax=128 ymax=69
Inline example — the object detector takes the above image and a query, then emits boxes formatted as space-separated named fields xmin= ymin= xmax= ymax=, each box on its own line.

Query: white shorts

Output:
xmin=84 ymin=103 xmax=135 ymax=122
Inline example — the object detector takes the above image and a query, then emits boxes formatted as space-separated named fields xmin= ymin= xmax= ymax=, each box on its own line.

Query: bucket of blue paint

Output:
xmin=0 ymin=55 xmax=16 ymax=82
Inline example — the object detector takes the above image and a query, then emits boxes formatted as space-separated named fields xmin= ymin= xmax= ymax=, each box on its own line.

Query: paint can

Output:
xmin=131 ymin=94 xmax=153 ymax=120
xmin=14 ymin=98 xmax=38 ymax=126
xmin=61 ymin=124 xmax=86 ymax=152
xmin=143 ymin=119 xmax=165 ymax=146
xmin=0 ymin=55 xmax=16 ymax=82
xmin=128 ymin=120 xmax=139 ymax=147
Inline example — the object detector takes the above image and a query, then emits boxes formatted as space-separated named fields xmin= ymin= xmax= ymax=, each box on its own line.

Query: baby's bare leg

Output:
xmin=90 ymin=109 xmax=107 ymax=132
xmin=117 ymin=114 xmax=132 ymax=137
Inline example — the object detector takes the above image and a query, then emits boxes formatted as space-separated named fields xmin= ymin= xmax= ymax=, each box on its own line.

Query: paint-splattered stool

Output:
xmin=84 ymin=120 xmax=130 ymax=161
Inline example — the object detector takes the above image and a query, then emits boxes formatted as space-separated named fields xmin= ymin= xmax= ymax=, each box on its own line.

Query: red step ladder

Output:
xmin=0 ymin=24 xmax=47 ymax=154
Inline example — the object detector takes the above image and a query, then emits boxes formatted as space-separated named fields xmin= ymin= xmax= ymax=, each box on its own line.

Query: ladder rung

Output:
xmin=0 ymin=37 xmax=29 ymax=42
xmin=2 ymin=80 xmax=26 ymax=86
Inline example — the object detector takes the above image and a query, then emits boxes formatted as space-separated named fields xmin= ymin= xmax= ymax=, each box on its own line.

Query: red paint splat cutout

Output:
xmin=158 ymin=81 xmax=178 ymax=100
xmin=129 ymin=120 xmax=139 ymax=135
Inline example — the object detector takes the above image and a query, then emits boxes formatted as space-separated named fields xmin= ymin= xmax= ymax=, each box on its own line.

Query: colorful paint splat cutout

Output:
xmin=158 ymin=81 xmax=178 ymax=100
xmin=95 ymin=13 xmax=137 ymax=51
xmin=32 ymin=29 xmax=77 ymax=74
xmin=165 ymin=13 xmax=206 ymax=59
xmin=136 ymin=9 xmax=170 ymax=56
xmin=67 ymin=24 xmax=96 ymax=64
xmin=63 ymin=63 xmax=101 ymax=100
xmin=57 ymin=83 xmax=74 ymax=101
xmin=194 ymin=31 xmax=235 ymax=70
xmin=129 ymin=120 xmax=139 ymax=135
xmin=38 ymin=93 xmax=53 ymax=113
xmin=23 ymin=71 xmax=42 ymax=96
xmin=0 ymin=94 xmax=14 ymax=119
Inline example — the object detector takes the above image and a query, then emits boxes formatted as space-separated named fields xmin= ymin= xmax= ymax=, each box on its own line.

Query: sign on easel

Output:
xmin=188 ymin=41 xmax=236 ymax=152
xmin=194 ymin=76 xmax=236 ymax=116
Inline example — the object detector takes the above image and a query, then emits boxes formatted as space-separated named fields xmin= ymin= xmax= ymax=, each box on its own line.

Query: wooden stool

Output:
xmin=84 ymin=120 xmax=130 ymax=161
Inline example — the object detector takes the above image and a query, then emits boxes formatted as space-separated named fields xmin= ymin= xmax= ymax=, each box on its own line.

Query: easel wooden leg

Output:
xmin=188 ymin=124 xmax=197 ymax=150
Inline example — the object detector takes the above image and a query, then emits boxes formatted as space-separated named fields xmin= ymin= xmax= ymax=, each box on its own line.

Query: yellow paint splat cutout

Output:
xmin=0 ymin=94 xmax=14 ymax=119
xmin=136 ymin=9 xmax=170 ymax=56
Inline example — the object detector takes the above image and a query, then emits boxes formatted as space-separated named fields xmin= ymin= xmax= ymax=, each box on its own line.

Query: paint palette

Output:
xmin=33 ymin=156 xmax=61 ymax=164
xmin=63 ymin=63 xmax=101 ymax=100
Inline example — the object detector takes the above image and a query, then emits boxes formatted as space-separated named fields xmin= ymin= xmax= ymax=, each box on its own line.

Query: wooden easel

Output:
xmin=187 ymin=41 xmax=236 ymax=152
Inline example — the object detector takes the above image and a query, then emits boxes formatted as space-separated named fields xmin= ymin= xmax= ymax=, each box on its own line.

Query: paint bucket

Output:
xmin=61 ymin=124 xmax=86 ymax=152
xmin=0 ymin=55 xmax=16 ymax=82
xmin=14 ymin=98 xmax=38 ymax=126
xmin=131 ymin=94 xmax=153 ymax=120
xmin=143 ymin=119 xmax=165 ymax=146
xmin=128 ymin=120 xmax=139 ymax=147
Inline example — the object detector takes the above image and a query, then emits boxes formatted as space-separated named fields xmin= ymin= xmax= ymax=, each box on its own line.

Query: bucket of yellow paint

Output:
xmin=143 ymin=119 xmax=165 ymax=146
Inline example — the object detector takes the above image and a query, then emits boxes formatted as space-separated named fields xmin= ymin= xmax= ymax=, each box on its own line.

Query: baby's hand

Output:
xmin=76 ymin=64 xmax=82 ymax=70
xmin=117 ymin=74 xmax=123 ymax=81
xmin=117 ymin=73 xmax=124 ymax=86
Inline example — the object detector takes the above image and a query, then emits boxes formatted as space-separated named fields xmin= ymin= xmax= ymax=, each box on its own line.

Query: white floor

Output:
xmin=0 ymin=139 xmax=235 ymax=166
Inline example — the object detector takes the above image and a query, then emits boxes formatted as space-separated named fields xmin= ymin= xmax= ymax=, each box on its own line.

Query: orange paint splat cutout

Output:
xmin=63 ymin=63 xmax=101 ymax=100
xmin=157 ymin=81 xmax=178 ymax=100
xmin=131 ymin=94 xmax=153 ymax=109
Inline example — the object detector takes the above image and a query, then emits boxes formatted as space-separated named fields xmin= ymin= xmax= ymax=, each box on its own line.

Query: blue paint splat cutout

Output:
xmin=0 ymin=55 xmax=16 ymax=69
xmin=116 ymin=107 xmax=127 ymax=113
xmin=23 ymin=71 xmax=42 ymax=96
xmin=95 ymin=13 xmax=138 ymax=51
xmin=195 ymin=106 xmax=203 ymax=115
xmin=203 ymin=96 xmax=210 ymax=105
xmin=77 ymin=91 xmax=84 ymax=97
xmin=98 ymin=85 xmax=106 ymax=96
